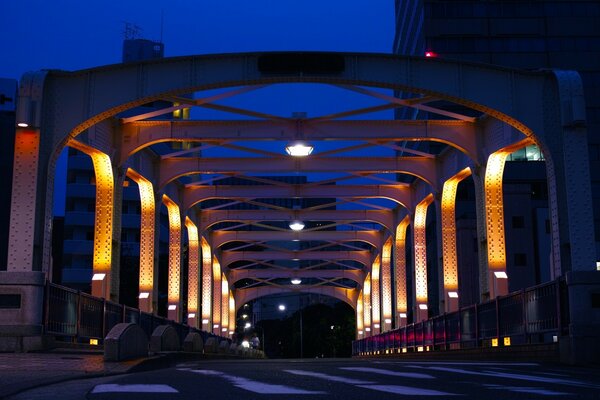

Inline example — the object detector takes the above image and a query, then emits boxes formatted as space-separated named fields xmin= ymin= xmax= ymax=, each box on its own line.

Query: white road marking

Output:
xmin=284 ymin=369 xmax=374 ymax=384
xmin=356 ymin=384 xmax=457 ymax=396
xmin=340 ymin=367 xmax=434 ymax=379
xmin=91 ymin=384 xmax=178 ymax=393
xmin=178 ymin=368 xmax=325 ymax=394
xmin=487 ymin=385 xmax=569 ymax=396
xmin=373 ymin=361 xmax=539 ymax=366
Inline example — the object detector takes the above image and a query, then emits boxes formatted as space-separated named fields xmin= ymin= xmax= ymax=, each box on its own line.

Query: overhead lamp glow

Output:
xmin=358 ymin=330 xmax=364 ymax=335
xmin=289 ymin=221 xmax=305 ymax=231
xmin=418 ymin=304 xmax=428 ymax=310
xmin=278 ymin=304 xmax=286 ymax=311
xmin=241 ymin=340 xmax=250 ymax=348
xmin=285 ymin=142 xmax=313 ymax=157
xmin=374 ymin=324 xmax=380 ymax=328
xmin=365 ymin=327 xmax=371 ymax=332
xmin=214 ymin=324 xmax=220 ymax=329
xmin=494 ymin=271 xmax=508 ymax=279
xmin=188 ymin=313 xmax=196 ymax=318
xmin=202 ymin=319 xmax=209 ymax=324
xmin=399 ymin=313 xmax=407 ymax=318
xmin=291 ymin=278 xmax=302 ymax=285
xmin=91 ymin=273 xmax=106 ymax=281
xmin=385 ymin=318 xmax=392 ymax=324
xmin=244 ymin=322 xmax=251 ymax=329
xmin=17 ymin=122 xmax=29 ymax=128
xmin=222 ymin=327 xmax=228 ymax=332
xmin=448 ymin=291 xmax=459 ymax=298
xmin=138 ymin=292 xmax=150 ymax=299
xmin=229 ymin=331 xmax=234 ymax=335
xmin=168 ymin=305 xmax=177 ymax=311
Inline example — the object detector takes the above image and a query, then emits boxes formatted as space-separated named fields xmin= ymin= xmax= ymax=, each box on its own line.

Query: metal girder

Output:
xmin=119 ymin=119 xmax=477 ymax=165
xmin=234 ymin=286 xmax=358 ymax=312
xmin=220 ymin=250 xmax=372 ymax=267
xmin=228 ymin=269 xmax=365 ymax=285
xmin=199 ymin=209 xmax=394 ymax=232
xmin=211 ymin=230 xmax=382 ymax=249
xmin=160 ymin=157 xmax=437 ymax=189
xmin=184 ymin=184 xmax=412 ymax=211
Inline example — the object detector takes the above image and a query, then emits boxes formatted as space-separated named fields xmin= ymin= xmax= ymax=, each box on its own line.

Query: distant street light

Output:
xmin=278 ymin=304 xmax=286 ymax=311
xmin=244 ymin=322 xmax=251 ymax=329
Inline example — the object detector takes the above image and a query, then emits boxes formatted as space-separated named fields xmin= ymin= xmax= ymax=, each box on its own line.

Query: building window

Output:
xmin=514 ymin=253 xmax=527 ymax=266
xmin=512 ymin=216 xmax=525 ymax=229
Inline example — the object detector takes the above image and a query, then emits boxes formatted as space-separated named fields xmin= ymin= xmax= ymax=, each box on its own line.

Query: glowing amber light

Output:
xmin=381 ymin=237 xmax=393 ymax=329
xmin=491 ymin=338 xmax=499 ymax=347
xmin=126 ymin=169 xmax=155 ymax=307
xmin=185 ymin=217 xmax=199 ymax=318
xmin=221 ymin=274 xmax=229 ymax=332
xmin=162 ymin=195 xmax=181 ymax=305
xmin=201 ymin=237 xmax=212 ymax=326
xmin=441 ymin=168 xmax=472 ymax=302
xmin=395 ymin=216 xmax=410 ymax=323
xmin=363 ymin=272 xmax=371 ymax=334
xmin=356 ymin=290 xmax=364 ymax=337
xmin=504 ymin=337 xmax=511 ymax=346
xmin=212 ymin=255 xmax=222 ymax=330
xmin=229 ymin=291 xmax=236 ymax=335
xmin=68 ymin=140 xmax=114 ymax=298
xmin=414 ymin=194 xmax=434 ymax=303
xmin=371 ymin=256 xmax=381 ymax=332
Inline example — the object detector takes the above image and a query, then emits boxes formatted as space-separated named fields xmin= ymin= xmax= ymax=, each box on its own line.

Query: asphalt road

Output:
xmin=8 ymin=358 xmax=600 ymax=399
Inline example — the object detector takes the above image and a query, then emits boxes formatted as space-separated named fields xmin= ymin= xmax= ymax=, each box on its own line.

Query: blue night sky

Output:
xmin=1 ymin=1 xmax=396 ymax=216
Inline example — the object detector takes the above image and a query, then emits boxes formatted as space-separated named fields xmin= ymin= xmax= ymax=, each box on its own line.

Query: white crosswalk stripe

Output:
xmin=177 ymin=368 xmax=325 ymax=394
xmin=356 ymin=384 xmax=457 ymax=396
xmin=283 ymin=369 xmax=374 ymax=384
xmin=340 ymin=367 xmax=434 ymax=379
xmin=91 ymin=384 xmax=178 ymax=393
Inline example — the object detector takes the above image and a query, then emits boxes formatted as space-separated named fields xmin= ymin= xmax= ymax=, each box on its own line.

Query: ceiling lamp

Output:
xmin=289 ymin=221 xmax=305 ymax=231
xmin=291 ymin=278 xmax=302 ymax=285
xmin=285 ymin=142 xmax=313 ymax=157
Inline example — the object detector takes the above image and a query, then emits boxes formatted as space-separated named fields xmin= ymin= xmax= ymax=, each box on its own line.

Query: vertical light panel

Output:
xmin=200 ymin=236 xmax=212 ymax=330
xmin=414 ymin=194 xmax=434 ymax=319
xmin=221 ymin=274 xmax=229 ymax=335
xmin=162 ymin=195 xmax=181 ymax=320
xmin=185 ymin=217 xmax=199 ymax=327
xmin=441 ymin=168 xmax=471 ymax=312
xmin=68 ymin=140 xmax=114 ymax=299
xmin=356 ymin=290 xmax=364 ymax=339
xmin=228 ymin=291 xmax=236 ymax=336
xmin=371 ymin=255 xmax=381 ymax=335
xmin=363 ymin=272 xmax=371 ymax=336
xmin=381 ymin=237 xmax=393 ymax=331
xmin=394 ymin=216 xmax=410 ymax=326
xmin=126 ymin=169 xmax=155 ymax=312
xmin=8 ymin=129 xmax=40 ymax=272
xmin=212 ymin=255 xmax=222 ymax=334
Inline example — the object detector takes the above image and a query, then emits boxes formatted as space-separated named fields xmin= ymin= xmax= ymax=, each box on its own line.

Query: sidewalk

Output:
xmin=0 ymin=350 xmax=147 ymax=399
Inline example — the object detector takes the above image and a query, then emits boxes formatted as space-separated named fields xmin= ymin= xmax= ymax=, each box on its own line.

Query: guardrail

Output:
xmin=43 ymin=282 xmax=229 ymax=346
xmin=352 ymin=278 xmax=568 ymax=356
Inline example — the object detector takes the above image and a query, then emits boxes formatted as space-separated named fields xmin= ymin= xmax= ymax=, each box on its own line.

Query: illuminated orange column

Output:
xmin=126 ymin=169 xmax=155 ymax=313
xmin=200 ymin=237 xmax=212 ymax=331
xmin=484 ymin=150 xmax=512 ymax=298
xmin=371 ymin=256 xmax=381 ymax=335
xmin=68 ymin=141 xmax=114 ymax=299
xmin=162 ymin=195 xmax=181 ymax=322
xmin=413 ymin=194 xmax=434 ymax=321
xmin=356 ymin=290 xmax=364 ymax=339
xmin=228 ymin=291 xmax=236 ymax=337
xmin=363 ymin=273 xmax=371 ymax=337
xmin=185 ymin=217 xmax=199 ymax=327
xmin=394 ymin=216 xmax=410 ymax=327
xmin=212 ymin=255 xmax=222 ymax=335
xmin=441 ymin=168 xmax=471 ymax=312
xmin=221 ymin=274 xmax=229 ymax=336
xmin=381 ymin=238 xmax=393 ymax=331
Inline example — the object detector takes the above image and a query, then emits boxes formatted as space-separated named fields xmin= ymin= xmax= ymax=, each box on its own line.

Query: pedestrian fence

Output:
xmin=352 ymin=278 xmax=568 ymax=356
xmin=44 ymin=281 xmax=229 ymax=347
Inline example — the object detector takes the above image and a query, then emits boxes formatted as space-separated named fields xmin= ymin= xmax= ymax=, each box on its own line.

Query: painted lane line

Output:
xmin=91 ymin=384 xmax=178 ymax=393
xmin=177 ymin=368 xmax=325 ymax=394
xmin=486 ymin=385 xmax=569 ymax=396
xmin=340 ymin=367 xmax=434 ymax=379
xmin=414 ymin=366 xmax=598 ymax=389
xmin=373 ymin=361 xmax=539 ymax=366
xmin=356 ymin=384 xmax=458 ymax=396
xmin=283 ymin=369 xmax=374 ymax=385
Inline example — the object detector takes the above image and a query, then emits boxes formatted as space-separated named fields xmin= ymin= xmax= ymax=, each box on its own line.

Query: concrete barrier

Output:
xmin=204 ymin=337 xmax=219 ymax=353
xmin=218 ymin=340 xmax=230 ymax=354
xmin=150 ymin=325 xmax=180 ymax=352
xmin=183 ymin=332 xmax=204 ymax=353
xmin=104 ymin=323 xmax=148 ymax=361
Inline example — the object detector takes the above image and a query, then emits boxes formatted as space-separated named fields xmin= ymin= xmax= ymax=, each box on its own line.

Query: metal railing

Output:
xmin=44 ymin=281 xmax=229 ymax=346
xmin=353 ymin=278 xmax=568 ymax=356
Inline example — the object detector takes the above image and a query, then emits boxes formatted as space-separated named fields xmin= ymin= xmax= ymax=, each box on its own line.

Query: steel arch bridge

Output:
xmin=4 ymin=52 xmax=596 ymax=347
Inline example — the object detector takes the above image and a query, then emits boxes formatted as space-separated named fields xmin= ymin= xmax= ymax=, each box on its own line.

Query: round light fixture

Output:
xmin=289 ymin=221 xmax=305 ymax=231
xmin=291 ymin=278 xmax=302 ymax=285
xmin=278 ymin=304 xmax=286 ymax=311
xmin=285 ymin=142 xmax=313 ymax=157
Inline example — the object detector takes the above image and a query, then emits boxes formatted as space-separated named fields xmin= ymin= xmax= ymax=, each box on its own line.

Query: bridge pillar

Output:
xmin=394 ymin=216 xmax=410 ymax=327
xmin=380 ymin=238 xmax=393 ymax=332
xmin=162 ymin=195 xmax=182 ymax=322
xmin=185 ymin=217 xmax=199 ymax=328
xmin=413 ymin=194 xmax=434 ymax=321
xmin=212 ymin=255 xmax=222 ymax=335
xmin=200 ymin=236 xmax=212 ymax=332
xmin=370 ymin=256 xmax=381 ymax=335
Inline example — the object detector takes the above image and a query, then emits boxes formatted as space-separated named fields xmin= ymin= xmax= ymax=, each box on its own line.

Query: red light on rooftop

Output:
xmin=425 ymin=51 xmax=437 ymax=58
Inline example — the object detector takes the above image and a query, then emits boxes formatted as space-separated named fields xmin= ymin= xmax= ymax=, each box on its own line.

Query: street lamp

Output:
xmin=244 ymin=322 xmax=251 ymax=329
xmin=278 ymin=304 xmax=286 ymax=311
xmin=291 ymin=278 xmax=302 ymax=285
xmin=285 ymin=142 xmax=313 ymax=157
xmin=289 ymin=221 xmax=305 ymax=231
